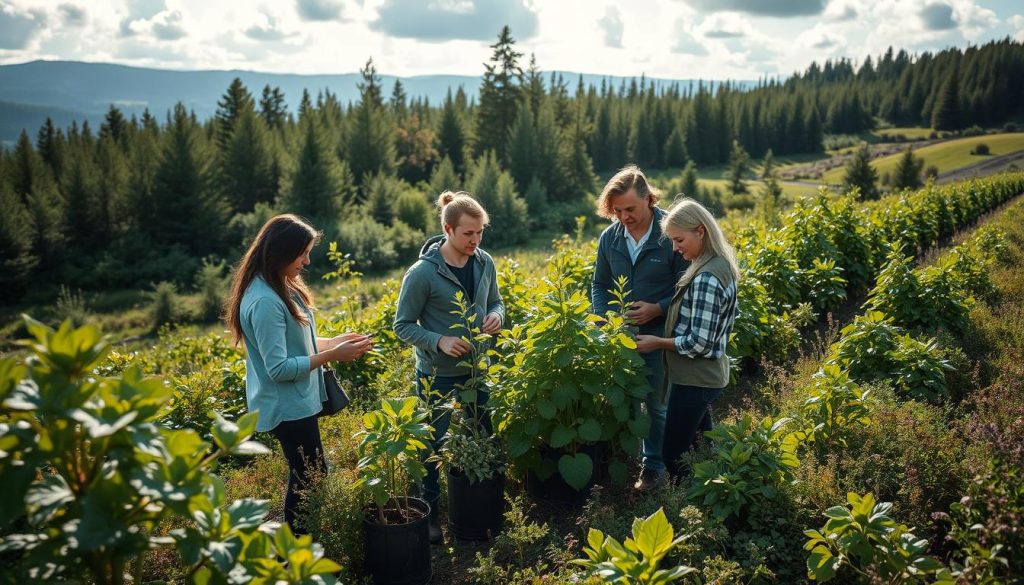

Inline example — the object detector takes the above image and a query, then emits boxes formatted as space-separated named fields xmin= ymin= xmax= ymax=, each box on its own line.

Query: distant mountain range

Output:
xmin=0 ymin=60 xmax=755 ymax=145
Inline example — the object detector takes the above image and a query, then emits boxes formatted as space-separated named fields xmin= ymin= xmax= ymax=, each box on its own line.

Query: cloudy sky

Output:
xmin=1 ymin=0 xmax=1022 ymax=79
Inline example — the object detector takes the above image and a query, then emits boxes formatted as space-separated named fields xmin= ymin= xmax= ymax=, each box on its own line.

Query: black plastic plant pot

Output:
xmin=525 ymin=443 xmax=605 ymax=506
xmin=447 ymin=468 xmax=505 ymax=540
xmin=363 ymin=497 xmax=432 ymax=585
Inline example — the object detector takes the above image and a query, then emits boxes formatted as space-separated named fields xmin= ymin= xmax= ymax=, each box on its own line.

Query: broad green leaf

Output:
xmin=558 ymin=452 xmax=594 ymax=491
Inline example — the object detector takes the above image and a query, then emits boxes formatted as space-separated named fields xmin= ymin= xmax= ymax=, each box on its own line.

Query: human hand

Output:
xmin=329 ymin=335 xmax=374 ymax=362
xmin=331 ymin=332 xmax=366 ymax=345
xmin=633 ymin=334 xmax=664 ymax=354
xmin=625 ymin=301 xmax=663 ymax=325
xmin=481 ymin=312 xmax=502 ymax=335
xmin=438 ymin=335 xmax=472 ymax=357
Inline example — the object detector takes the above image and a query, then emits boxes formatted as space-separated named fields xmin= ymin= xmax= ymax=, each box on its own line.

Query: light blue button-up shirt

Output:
xmin=625 ymin=219 xmax=654 ymax=264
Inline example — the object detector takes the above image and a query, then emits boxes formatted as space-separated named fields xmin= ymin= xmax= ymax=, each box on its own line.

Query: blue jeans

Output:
xmin=663 ymin=384 xmax=723 ymax=477
xmin=639 ymin=351 xmax=668 ymax=473
xmin=415 ymin=371 xmax=491 ymax=507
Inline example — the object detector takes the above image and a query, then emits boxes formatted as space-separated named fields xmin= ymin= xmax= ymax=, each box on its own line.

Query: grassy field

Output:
xmin=873 ymin=126 xmax=936 ymax=140
xmin=823 ymin=132 xmax=1024 ymax=183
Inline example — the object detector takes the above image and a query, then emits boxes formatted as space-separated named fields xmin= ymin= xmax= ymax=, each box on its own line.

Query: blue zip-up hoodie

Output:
xmin=591 ymin=206 xmax=689 ymax=335
xmin=393 ymin=235 xmax=505 ymax=377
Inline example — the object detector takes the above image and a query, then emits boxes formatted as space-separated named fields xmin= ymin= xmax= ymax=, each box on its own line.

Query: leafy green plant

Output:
xmin=804 ymin=258 xmax=847 ymax=313
xmin=791 ymin=364 xmax=871 ymax=457
xmin=147 ymin=280 xmax=181 ymax=331
xmin=688 ymin=415 xmax=800 ymax=521
xmin=0 ymin=317 xmax=340 ymax=584
xmin=354 ymin=396 xmax=434 ymax=523
xmin=490 ymin=262 xmax=649 ymax=490
xmin=804 ymin=492 xmax=952 ymax=583
xmin=194 ymin=256 xmax=228 ymax=323
xmin=888 ymin=333 xmax=954 ymax=402
xmin=865 ymin=251 xmax=926 ymax=328
xmin=573 ymin=508 xmax=696 ymax=584
xmin=436 ymin=291 xmax=505 ymax=483
xmin=827 ymin=311 xmax=953 ymax=402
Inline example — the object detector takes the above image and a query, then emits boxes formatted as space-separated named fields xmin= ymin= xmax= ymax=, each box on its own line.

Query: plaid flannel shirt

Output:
xmin=673 ymin=272 xmax=738 ymax=358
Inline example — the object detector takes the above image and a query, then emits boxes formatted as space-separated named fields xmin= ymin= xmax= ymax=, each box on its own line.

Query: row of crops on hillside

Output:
xmin=2 ymin=173 xmax=1022 ymax=583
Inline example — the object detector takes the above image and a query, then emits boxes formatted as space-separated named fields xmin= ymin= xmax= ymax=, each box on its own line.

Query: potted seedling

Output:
xmin=355 ymin=395 xmax=434 ymax=585
xmin=436 ymin=292 xmax=507 ymax=540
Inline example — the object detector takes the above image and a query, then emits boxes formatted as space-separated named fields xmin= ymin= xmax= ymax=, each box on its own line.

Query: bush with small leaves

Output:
xmin=147 ymin=280 xmax=181 ymax=331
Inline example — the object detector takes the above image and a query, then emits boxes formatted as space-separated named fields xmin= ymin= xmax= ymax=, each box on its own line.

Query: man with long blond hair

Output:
xmin=592 ymin=165 xmax=688 ymax=490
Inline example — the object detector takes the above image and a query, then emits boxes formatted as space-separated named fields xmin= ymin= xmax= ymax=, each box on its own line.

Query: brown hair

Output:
xmin=595 ymin=164 xmax=661 ymax=219
xmin=437 ymin=190 xmax=489 ymax=230
xmin=225 ymin=214 xmax=321 ymax=345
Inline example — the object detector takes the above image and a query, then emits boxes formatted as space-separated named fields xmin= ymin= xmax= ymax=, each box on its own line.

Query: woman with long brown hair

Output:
xmin=226 ymin=213 xmax=373 ymax=532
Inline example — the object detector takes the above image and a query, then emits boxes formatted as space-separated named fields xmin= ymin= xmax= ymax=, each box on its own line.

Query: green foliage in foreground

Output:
xmin=0 ymin=317 xmax=340 ymax=584
xmin=804 ymin=492 xmax=952 ymax=584
xmin=574 ymin=508 xmax=696 ymax=584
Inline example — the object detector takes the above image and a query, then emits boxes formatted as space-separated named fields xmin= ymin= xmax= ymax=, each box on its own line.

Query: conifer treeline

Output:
xmin=1 ymin=30 xmax=1022 ymax=300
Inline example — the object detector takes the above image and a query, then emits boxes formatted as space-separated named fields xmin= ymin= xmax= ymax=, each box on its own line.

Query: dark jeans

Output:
xmin=271 ymin=414 xmax=327 ymax=533
xmin=662 ymin=384 xmax=723 ymax=477
xmin=638 ymin=351 xmax=668 ymax=473
xmin=416 ymin=371 xmax=491 ymax=508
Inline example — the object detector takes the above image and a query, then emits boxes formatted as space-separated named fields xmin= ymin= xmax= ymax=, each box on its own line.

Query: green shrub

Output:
xmin=147 ymin=281 xmax=181 ymax=331
xmin=392 ymin=188 xmax=433 ymax=233
xmin=840 ymin=393 xmax=969 ymax=529
xmin=301 ymin=467 xmax=367 ymax=581
xmin=791 ymin=365 xmax=872 ymax=458
xmin=53 ymin=285 xmax=90 ymax=327
xmin=335 ymin=214 xmax=399 ymax=272
xmin=827 ymin=312 xmax=953 ymax=402
xmin=971 ymin=142 xmax=990 ymax=155
xmin=574 ymin=508 xmax=696 ymax=584
xmin=386 ymin=219 xmax=425 ymax=265
xmin=688 ymin=415 xmax=800 ymax=522
xmin=194 ymin=257 xmax=228 ymax=323
xmin=0 ymin=317 xmax=340 ymax=583
xmin=490 ymin=269 xmax=650 ymax=490
xmin=804 ymin=492 xmax=952 ymax=583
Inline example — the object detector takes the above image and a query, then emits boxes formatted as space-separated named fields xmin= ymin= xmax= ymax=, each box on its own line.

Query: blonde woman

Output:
xmin=634 ymin=198 xmax=739 ymax=477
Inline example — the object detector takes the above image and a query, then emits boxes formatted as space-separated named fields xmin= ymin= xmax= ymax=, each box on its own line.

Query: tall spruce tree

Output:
xmin=892 ymin=147 xmax=924 ymax=191
xmin=285 ymin=118 xmax=352 ymax=222
xmin=475 ymin=26 xmax=523 ymax=160
xmin=151 ymin=103 xmax=227 ymax=256
xmin=931 ymin=67 xmax=962 ymax=131
xmin=222 ymin=107 xmax=276 ymax=212
xmin=842 ymin=142 xmax=879 ymax=200
xmin=437 ymin=89 xmax=467 ymax=174
xmin=347 ymin=58 xmax=396 ymax=183
xmin=465 ymin=151 xmax=528 ymax=247
xmin=215 ymin=78 xmax=255 ymax=153
xmin=725 ymin=140 xmax=751 ymax=196
xmin=506 ymin=100 xmax=537 ymax=192
xmin=680 ymin=160 xmax=699 ymax=199
xmin=0 ymin=181 xmax=37 ymax=301
xmin=259 ymin=84 xmax=288 ymax=129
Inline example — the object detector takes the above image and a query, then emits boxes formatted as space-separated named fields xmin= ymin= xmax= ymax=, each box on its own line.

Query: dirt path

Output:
xmin=937 ymin=150 xmax=1024 ymax=184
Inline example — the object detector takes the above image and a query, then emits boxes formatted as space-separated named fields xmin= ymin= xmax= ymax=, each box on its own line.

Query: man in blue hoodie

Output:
xmin=394 ymin=191 xmax=505 ymax=543
xmin=592 ymin=165 xmax=688 ymax=490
